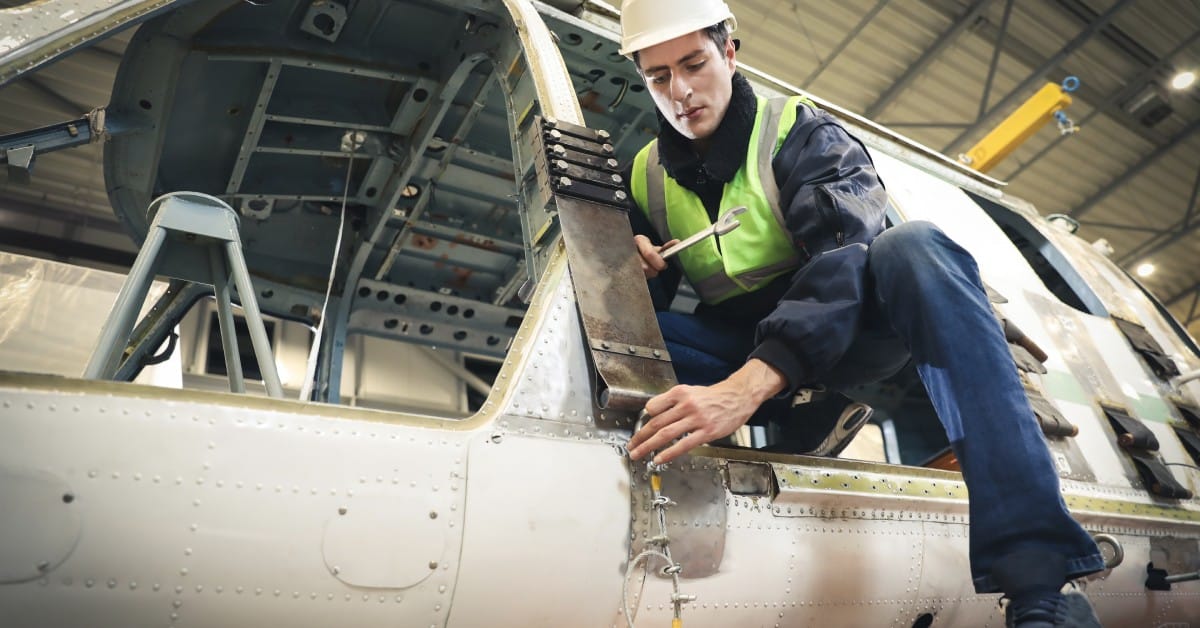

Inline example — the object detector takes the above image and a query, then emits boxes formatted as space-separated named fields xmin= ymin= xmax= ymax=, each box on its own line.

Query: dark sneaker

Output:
xmin=1005 ymin=591 xmax=1102 ymax=628
xmin=763 ymin=392 xmax=873 ymax=457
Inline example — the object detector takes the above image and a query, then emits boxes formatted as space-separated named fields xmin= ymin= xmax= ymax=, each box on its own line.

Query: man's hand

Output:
xmin=628 ymin=359 xmax=787 ymax=464
xmin=635 ymin=234 xmax=680 ymax=278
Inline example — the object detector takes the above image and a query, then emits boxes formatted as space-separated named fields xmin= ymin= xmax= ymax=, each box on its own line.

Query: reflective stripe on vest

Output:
xmin=631 ymin=95 xmax=811 ymax=304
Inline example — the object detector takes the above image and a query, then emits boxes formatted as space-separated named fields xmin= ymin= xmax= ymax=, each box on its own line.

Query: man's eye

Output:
xmin=651 ymin=75 xmax=668 ymax=85
xmin=687 ymin=62 xmax=705 ymax=72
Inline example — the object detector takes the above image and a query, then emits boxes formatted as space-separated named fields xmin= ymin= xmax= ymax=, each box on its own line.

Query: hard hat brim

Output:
xmin=619 ymin=15 xmax=737 ymax=59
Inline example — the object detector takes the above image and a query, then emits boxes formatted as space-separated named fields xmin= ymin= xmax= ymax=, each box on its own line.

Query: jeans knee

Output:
xmin=872 ymin=221 xmax=941 ymax=261
xmin=869 ymin=221 xmax=943 ymax=283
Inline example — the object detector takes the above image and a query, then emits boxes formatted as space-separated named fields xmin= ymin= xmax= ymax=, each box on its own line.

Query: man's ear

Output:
xmin=723 ymin=35 xmax=737 ymax=69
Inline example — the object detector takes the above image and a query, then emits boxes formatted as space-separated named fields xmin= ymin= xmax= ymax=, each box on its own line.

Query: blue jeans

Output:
xmin=659 ymin=221 xmax=1104 ymax=593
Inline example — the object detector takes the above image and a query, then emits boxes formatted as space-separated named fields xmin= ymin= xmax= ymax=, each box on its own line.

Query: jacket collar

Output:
xmin=654 ymin=72 xmax=757 ymax=185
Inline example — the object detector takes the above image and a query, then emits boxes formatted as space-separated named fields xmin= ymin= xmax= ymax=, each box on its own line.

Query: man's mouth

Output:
xmin=678 ymin=106 xmax=704 ymax=120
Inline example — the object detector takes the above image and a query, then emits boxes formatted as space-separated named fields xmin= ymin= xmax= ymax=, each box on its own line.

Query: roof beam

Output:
xmin=1116 ymin=166 xmax=1200 ymax=266
xmin=942 ymin=0 xmax=1136 ymax=154
xmin=801 ymin=0 xmax=891 ymax=89
xmin=1068 ymin=118 xmax=1200 ymax=220
xmin=1166 ymin=279 xmax=1200 ymax=308
xmin=1077 ymin=220 xmax=1167 ymax=235
xmin=0 ymin=196 xmax=126 ymax=235
xmin=977 ymin=0 xmax=1014 ymax=120
xmin=1006 ymin=29 xmax=1200 ymax=182
xmin=0 ymin=227 xmax=135 ymax=269
xmin=20 ymin=76 xmax=89 ymax=115
xmin=864 ymin=0 xmax=993 ymax=119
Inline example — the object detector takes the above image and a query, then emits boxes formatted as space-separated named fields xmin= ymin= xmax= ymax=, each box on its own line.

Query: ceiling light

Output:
xmin=1136 ymin=262 xmax=1156 ymax=278
xmin=1171 ymin=71 xmax=1196 ymax=90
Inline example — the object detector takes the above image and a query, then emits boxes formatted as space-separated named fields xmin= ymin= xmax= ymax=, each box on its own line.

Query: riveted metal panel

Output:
xmin=632 ymin=496 xmax=929 ymax=627
xmin=771 ymin=463 xmax=971 ymax=520
xmin=0 ymin=0 xmax=187 ymax=85
xmin=322 ymin=497 xmax=447 ymax=589
xmin=0 ymin=467 xmax=81 ymax=584
xmin=447 ymin=433 xmax=629 ymax=627
xmin=630 ymin=456 xmax=726 ymax=580
xmin=1075 ymin=535 xmax=1177 ymax=627
xmin=506 ymin=267 xmax=600 ymax=425
xmin=0 ymin=387 xmax=468 ymax=628
xmin=914 ymin=521 xmax=1000 ymax=627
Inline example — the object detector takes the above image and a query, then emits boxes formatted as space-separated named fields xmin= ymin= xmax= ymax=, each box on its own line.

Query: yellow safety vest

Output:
xmin=630 ymin=95 xmax=810 ymax=304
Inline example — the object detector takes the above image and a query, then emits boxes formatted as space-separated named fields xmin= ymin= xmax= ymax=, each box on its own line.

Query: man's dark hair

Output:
xmin=633 ymin=22 xmax=730 ymax=70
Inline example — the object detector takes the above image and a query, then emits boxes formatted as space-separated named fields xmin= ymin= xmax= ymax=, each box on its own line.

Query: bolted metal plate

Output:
xmin=322 ymin=495 xmax=447 ymax=589
xmin=0 ymin=466 xmax=81 ymax=584
xmin=553 ymin=194 xmax=676 ymax=415
xmin=632 ymin=455 xmax=726 ymax=579
xmin=726 ymin=461 xmax=773 ymax=496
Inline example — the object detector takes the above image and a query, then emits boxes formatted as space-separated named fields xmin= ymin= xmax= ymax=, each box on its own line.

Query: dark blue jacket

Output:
xmin=628 ymin=73 xmax=888 ymax=392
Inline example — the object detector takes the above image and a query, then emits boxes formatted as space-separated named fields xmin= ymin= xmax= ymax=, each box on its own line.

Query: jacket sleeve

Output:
xmin=623 ymin=166 xmax=682 ymax=311
xmin=748 ymin=105 xmax=889 ymax=393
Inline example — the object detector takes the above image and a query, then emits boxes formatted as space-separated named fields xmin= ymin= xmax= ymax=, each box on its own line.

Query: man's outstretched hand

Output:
xmin=627 ymin=359 xmax=788 ymax=464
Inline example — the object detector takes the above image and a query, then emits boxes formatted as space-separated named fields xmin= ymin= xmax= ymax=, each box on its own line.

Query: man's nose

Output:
xmin=670 ymin=74 xmax=693 ymax=103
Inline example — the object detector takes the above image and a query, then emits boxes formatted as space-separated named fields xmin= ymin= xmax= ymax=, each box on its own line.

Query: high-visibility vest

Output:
xmin=631 ymin=95 xmax=810 ymax=304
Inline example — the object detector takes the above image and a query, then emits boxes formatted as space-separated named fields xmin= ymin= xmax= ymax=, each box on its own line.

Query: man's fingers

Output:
xmin=627 ymin=409 xmax=678 ymax=458
xmin=631 ymin=411 xmax=695 ymax=460
xmin=655 ymin=431 xmax=711 ymax=464
xmin=644 ymin=385 xmax=688 ymax=417
xmin=634 ymin=234 xmax=669 ymax=275
xmin=628 ymin=386 xmax=690 ymax=455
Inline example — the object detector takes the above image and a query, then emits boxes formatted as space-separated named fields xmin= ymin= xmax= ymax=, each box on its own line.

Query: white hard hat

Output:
xmin=618 ymin=0 xmax=737 ymax=58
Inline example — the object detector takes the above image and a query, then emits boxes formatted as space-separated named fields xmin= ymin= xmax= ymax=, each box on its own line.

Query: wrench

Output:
xmin=658 ymin=206 xmax=747 ymax=259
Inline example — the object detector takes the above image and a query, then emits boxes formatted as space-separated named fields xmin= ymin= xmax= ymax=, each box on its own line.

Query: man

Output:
xmin=616 ymin=1 xmax=1105 ymax=626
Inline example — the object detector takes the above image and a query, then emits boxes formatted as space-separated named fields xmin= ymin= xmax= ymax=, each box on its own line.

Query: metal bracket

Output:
xmin=113 ymin=280 xmax=210 ymax=382
xmin=4 ymin=145 xmax=34 ymax=183
xmin=589 ymin=339 xmax=670 ymax=362
xmin=630 ymin=456 xmax=726 ymax=579
xmin=530 ymin=116 xmax=676 ymax=419
xmin=348 ymin=278 xmax=523 ymax=358
xmin=300 ymin=0 xmax=348 ymax=42
xmin=0 ymin=109 xmax=141 ymax=182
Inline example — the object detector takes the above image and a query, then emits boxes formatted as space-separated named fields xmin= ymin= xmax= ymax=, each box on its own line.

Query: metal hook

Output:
xmin=1093 ymin=533 xmax=1124 ymax=569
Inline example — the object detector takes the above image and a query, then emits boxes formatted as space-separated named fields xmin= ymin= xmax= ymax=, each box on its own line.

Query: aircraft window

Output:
xmin=966 ymin=192 xmax=1106 ymax=317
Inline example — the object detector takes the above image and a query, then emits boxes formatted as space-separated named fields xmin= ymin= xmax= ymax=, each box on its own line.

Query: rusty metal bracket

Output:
xmin=531 ymin=116 xmax=676 ymax=422
xmin=589 ymin=339 xmax=671 ymax=362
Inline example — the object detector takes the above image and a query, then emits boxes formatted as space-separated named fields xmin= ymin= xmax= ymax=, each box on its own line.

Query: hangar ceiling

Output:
xmin=0 ymin=0 xmax=1198 ymax=338
xmin=720 ymin=0 xmax=1200 ymax=336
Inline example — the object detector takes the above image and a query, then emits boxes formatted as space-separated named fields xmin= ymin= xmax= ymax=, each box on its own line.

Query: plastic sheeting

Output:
xmin=0 ymin=251 xmax=181 ymax=387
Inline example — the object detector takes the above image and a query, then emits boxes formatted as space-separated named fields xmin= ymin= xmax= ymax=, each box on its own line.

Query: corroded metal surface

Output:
xmin=548 ymin=168 xmax=676 ymax=417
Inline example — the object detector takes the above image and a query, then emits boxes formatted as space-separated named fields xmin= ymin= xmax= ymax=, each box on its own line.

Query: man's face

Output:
xmin=636 ymin=29 xmax=736 ymax=145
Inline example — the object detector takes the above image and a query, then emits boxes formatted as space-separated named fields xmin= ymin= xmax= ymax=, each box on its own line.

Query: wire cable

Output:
xmin=299 ymin=149 xmax=355 ymax=401
xmin=622 ymin=548 xmax=672 ymax=628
